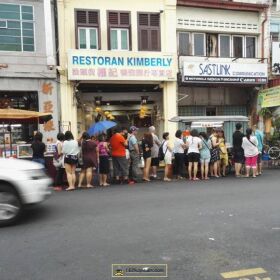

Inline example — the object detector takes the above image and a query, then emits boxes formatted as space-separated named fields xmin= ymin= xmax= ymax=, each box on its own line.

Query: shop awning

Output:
xmin=0 ymin=108 xmax=52 ymax=124
xmin=170 ymin=116 xmax=249 ymax=123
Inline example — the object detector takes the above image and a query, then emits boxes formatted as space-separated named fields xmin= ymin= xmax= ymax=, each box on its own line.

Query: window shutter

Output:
xmin=76 ymin=10 xmax=99 ymax=27
xmin=139 ymin=13 xmax=149 ymax=26
xmin=120 ymin=12 xmax=129 ymax=25
xmin=140 ymin=29 xmax=149 ymax=50
xmin=138 ymin=13 xmax=160 ymax=51
xmin=108 ymin=12 xmax=119 ymax=25
xmin=150 ymin=14 xmax=160 ymax=27
xmin=76 ymin=11 xmax=87 ymax=25
xmin=151 ymin=30 xmax=160 ymax=51
xmin=88 ymin=11 xmax=98 ymax=25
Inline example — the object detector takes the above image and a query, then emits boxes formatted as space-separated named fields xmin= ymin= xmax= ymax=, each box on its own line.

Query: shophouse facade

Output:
xmin=0 ymin=0 xmax=58 ymax=143
xmin=176 ymin=0 xmax=269 ymax=139
xmin=56 ymin=0 xmax=177 ymax=138
xmin=268 ymin=0 xmax=280 ymax=117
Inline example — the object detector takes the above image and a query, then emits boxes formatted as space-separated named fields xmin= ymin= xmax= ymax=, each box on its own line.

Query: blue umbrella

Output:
xmin=88 ymin=120 xmax=117 ymax=136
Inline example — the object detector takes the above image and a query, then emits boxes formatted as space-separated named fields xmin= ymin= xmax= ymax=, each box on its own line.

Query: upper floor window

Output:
xmin=76 ymin=10 xmax=99 ymax=49
xmin=271 ymin=23 xmax=280 ymax=41
xmin=193 ymin=33 xmax=205 ymax=56
xmin=219 ymin=35 xmax=231 ymax=57
xmin=0 ymin=3 xmax=35 ymax=52
xmin=138 ymin=13 xmax=161 ymax=51
xmin=245 ymin=36 xmax=256 ymax=58
xmin=233 ymin=36 xmax=243 ymax=58
xmin=178 ymin=31 xmax=257 ymax=58
xmin=178 ymin=32 xmax=190 ymax=56
xmin=107 ymin=11 xmax=130 ymax=51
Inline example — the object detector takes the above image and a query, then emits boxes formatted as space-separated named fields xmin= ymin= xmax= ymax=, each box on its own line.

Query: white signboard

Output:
xmin=272 ymin=42 xmax=280 ymax=75
xmin=68 ymin=50 xmax=177 ymax=81
xmin=183 ymin=62 xmax=267 ymax=84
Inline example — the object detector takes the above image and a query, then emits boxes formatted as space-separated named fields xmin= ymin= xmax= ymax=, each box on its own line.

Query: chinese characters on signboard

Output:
xmin=41 ymin=82 xmax=55 ymax=136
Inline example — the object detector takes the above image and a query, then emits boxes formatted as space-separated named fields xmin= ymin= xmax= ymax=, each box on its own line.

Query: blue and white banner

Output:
xmin=68 ymin=50 xmax=177 ymax=81
xmin=183 ymin=61 xmax=268 ymax=84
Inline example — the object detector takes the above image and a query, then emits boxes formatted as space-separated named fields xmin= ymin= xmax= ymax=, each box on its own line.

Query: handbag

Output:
xmin=53 ymin=143 xmax=63 ymax=168
xmin=53 ymin=156 xmax=63 ymax=168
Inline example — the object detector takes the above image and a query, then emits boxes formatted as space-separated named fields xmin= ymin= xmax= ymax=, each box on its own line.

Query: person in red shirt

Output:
xmin=110 ymin=127 xmax=129 ymax=184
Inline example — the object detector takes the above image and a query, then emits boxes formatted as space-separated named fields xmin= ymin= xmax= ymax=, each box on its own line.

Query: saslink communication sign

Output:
xmin=68 ymin=50 xmax=177 ymax=81
xmin=183 ymin=61 xmax=268 ymax=84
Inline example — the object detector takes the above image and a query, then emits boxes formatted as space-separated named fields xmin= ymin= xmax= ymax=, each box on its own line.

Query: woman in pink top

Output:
xmin=242 ymin=128 xmax=259 ymax=178
xmin=98 ymin=134 xmax=110 ymax=186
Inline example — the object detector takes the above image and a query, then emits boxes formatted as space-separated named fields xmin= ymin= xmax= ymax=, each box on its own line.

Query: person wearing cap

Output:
xmin=128 ymin=126 xmax=140 ymax=184
xmin=149 ymin=126 xmax=161 ymax=179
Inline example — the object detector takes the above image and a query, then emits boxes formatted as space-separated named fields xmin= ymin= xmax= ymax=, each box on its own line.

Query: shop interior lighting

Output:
xmin=141 ymin=96 xmax=148 ymax=105
xmin=94 ymin=96 xmax=102 ymax=106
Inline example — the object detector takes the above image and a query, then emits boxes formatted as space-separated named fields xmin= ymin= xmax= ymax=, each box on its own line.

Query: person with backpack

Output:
xmin=199 ymin=132 xmax=211 ymax=180
xmin=161 ymin=132 xmax=173 ymax=182
xmin=242 ymin=128 xmax=259 ymax=178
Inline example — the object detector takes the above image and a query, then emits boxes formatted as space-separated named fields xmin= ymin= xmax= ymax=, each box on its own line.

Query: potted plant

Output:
xmin=259 ymin=108 xmax=273 ymax=133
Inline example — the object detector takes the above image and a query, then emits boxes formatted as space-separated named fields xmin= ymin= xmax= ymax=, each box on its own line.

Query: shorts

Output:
xmin=188 ymin=152 xmax=200 ymax=163
xmin=245 ymin=155 xmax=258 ymax=168
xmin=233 ymin=150 xmax=245 ymax=164
xmin=112 ymin=156 xmax=129 ymax=177
xmin=200 ymin=158 xmax=210 ymax=164
xmin=257 ymin=153 xmax=262 ymax=164
xmin=64 ymin=155 xmax=78 ymax=165
xmin=151 ymin=157 xmax=159 ymax=167
xmin=164 ymin=153 xmax=172 ymax=165
xmin=99 ymin=156 xmax=109 ymax=174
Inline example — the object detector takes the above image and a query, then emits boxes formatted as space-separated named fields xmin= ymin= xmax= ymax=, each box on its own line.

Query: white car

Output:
xmin=0 ymin=158 xmax=52 ymax=226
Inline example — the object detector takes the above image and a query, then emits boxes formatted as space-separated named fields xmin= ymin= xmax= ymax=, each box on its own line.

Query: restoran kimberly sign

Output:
xmin=67 ymin=50 xmax=177 ymax=81
xmin=183 ymin=61 xmax=268 ymax=84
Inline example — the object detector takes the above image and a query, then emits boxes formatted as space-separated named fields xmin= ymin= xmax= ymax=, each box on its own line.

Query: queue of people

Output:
xmin=31 ymin=122 xmax=265 ymax=191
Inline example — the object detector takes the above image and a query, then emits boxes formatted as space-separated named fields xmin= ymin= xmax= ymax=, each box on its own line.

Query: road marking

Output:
xmin=221 ymin=268 xmax=267 ymax=279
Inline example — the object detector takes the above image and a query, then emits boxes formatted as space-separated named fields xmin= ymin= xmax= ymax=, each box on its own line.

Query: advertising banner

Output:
xmin=68 ymin=50 xmax=177 ymax=81
xmin=183 ymin=62 xmax=267 ymax=84
xmin=259 ymin=86 xmax=280 ymax=108
xmin=272 ymin=42 xmax=280 ymax=75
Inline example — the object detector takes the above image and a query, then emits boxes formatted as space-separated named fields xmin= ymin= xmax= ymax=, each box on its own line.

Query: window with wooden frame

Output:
xmin=107 ymin=11 xmax=130 ymax=51
xmin=75 ymin=9 xmax=100 ymax=50
xmin=245 ymin=36 xmax=256 ymax=58
xmin=178 ymin=32 xmax=190 ymax=56
xmin=219 ymin=34 xmax=231 ymax=58
xmin=138 ymin=13 xmax=161 ymax=51
xmin=193 ymin=33 xmax=205 ymax=56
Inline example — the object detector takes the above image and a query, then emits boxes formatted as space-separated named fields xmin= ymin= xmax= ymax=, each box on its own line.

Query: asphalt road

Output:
xmin=1 ymin=170 xmax=280 ymax=280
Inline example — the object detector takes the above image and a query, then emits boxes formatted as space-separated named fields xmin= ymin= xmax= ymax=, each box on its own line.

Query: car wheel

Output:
xmin=0 ymin=184 xmax=22 ymax=227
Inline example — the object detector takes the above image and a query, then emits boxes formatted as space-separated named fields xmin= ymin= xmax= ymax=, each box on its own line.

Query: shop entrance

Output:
xmin=76 ymin=83 xmax=163 ymax=136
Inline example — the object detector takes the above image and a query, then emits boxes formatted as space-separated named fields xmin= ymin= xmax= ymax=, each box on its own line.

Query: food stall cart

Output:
xmin=0 ymin=108 xmax=56 ymax=178
xmin=169 ymin=115 xmax=249 ymax=147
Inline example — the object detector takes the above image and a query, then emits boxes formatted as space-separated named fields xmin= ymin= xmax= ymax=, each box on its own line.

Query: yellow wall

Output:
xmin=57 ymin=0 xmax=177 ymax=138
